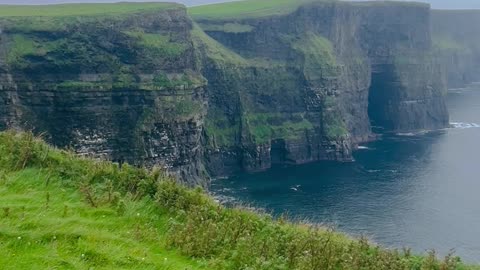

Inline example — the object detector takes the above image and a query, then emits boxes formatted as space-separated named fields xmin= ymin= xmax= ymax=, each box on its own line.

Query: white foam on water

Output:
xmin=357 ymin=146 xmax=370 ymax=150
xmin=396 ymin=132 xmax=416 ymax=137
xmin=213 ymin=194 xmax=238 ymax=205
xmin=396 ymin=129 xmax=431 ymax=136
xmin=451 ymin=122 xmax=480 ymax=129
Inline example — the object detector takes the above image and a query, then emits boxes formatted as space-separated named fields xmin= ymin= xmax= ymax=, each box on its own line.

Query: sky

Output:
xmin=0 ymin=0 xmax=479 ymax=9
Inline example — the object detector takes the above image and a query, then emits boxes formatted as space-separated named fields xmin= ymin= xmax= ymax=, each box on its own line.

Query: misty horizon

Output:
xmin=0 ymin=0 xmax=479 ymax=9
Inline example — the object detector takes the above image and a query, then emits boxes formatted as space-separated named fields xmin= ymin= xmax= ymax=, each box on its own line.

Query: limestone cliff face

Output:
xmin=0 ymin=2 xmax=451 ymax=183
xmin=0 ymin=6 xmax=208 ymax=184
xmin=432 ymin=10 xmax=480 ymax=88
xmin=195 ymin=1 xmax=449 ymax=178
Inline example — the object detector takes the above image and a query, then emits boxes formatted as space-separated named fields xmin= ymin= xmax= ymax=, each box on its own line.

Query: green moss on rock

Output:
xmin=199 ymin=23 xmax=254 ymax=33
xmin=292 ymin=33 xmax=339 ymax=80
xmin=246 ymin=113 xmax=314 ymax=144
xmin=126 ymin=30 xmax=188 ymax=58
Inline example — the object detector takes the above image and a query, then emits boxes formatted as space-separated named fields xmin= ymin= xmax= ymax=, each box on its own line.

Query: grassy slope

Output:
xmin=188 ymin=0 xmax=427 ymax=20
xmin=0 ymin=2 xmax=202 ymax=92
xmin=1 ymin=131 xmax=479 ymax=270
xmin=189 ymin=0 xmax=334 ymax=20
xmin=0 ymin=2 xmax=181 ymax=17
xmin=0 ymin=169 xmax=203 ymax=270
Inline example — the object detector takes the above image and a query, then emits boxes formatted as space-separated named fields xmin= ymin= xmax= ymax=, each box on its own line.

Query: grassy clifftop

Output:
xmin=0 ymin=2 xmax=201 ymax=92
xmin=189 ymin=0 xmax=428 ymax=20
xmin=189 ymin=0 xmax=333 ymax=20
xmin=0 ymin=2 xmax=181 ymax=17
xmin=0 ymin=131 xmax=477 ymax=270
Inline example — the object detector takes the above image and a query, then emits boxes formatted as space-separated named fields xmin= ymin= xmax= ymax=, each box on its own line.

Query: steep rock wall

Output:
xmin=0 ymin=7 xmax=208 ymax=184
xmin=195 ymin=1 xmax=449 ymax=178
xmin=0 ymin=2 xmax=452 ymax=183
xmin=432 ymin=10 xmax=480 ymax=88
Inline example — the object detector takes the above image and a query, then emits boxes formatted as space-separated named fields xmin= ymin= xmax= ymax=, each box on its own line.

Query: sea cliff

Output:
xmin=0 ymin=1 xmax=456 ymax=183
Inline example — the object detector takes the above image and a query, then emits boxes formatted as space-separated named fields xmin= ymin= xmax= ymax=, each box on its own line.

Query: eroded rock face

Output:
xmin=0 ymin=7 xmax=208 ymax=184
xmin=197 ymin=1 xmax=449 ymax=178
xmin=0 ymin=2 xmax=453 ymax=183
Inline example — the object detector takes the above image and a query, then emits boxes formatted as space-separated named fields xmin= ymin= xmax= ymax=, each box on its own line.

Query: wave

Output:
xmin=366 ymin=169 xmax=397 ymax=173
xmin=290 ymin=185 xmax=301 ymax=192
xmin=213 ymin=194 xmax=238 ymax=205
xmin=357 ymin=146 xmax=371 ymax=150
xmin=450 ymin=122 xmax=480 ymax=129
xmin=396 ymin=131 xmax=425 ymax=137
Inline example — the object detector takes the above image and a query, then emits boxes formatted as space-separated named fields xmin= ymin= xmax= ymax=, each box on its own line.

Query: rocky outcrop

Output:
xmin=0 ymin=1 xmax=452 ymax=183
xmin=432 ymin=10 xmax=480 ymax=88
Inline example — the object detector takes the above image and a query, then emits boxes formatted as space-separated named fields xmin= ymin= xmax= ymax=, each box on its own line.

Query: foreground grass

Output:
xmin=0 ymin=131 xmax=477 ymax=269
xmin=0 ymin=168 xmax=204 ymax=270
xmin=0 ymin=2 xmax=180 ymax=17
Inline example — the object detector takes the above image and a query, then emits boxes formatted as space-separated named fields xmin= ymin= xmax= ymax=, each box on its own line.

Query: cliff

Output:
xmin=432 ymin=10 xmax=480 ymax=88
xmin=0 ymin=1 xmax=450 ymax=183
xmin=0 ymin=3 xmax=208 ymax=184
xmin=192 ymin=0 xmax=449 ymax=178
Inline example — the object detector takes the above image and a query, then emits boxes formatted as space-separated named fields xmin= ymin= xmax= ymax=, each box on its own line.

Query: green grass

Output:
xmin=189 ymin=0 xmax=334 ymax=20
xmin=0 ymin=131 xmax=478 ymax=270
xmin=191 ymin=23 xmax=287 ymax=68
xmin=292 ymin=32 xmax=339 ymax=80
xmin=433 ymin=35 xmax=470 ymax=53
xmin=246 ymin=113 xmax=315 ymax=144
xmin=322 ymin=96 xmax=348 ymax=139
xmin=0 ymin=169 xmax=203 ymax=270
xmin=199 ymin=22 xmax=254 ymax=33
xmin=0 ymin=133 xmax=205 ymax=269
xmin=0 ymin=3 xmax=181 ymax=17
xmin=189 ymin=0 xmax=429 ymax=21
xmin=204 ymin=108 xmax=241 ymax=147
xmin=191 ymin=23 xmax=248 ymax=65
xmin=126 ymin=30 xmax=188 ymax=58
xmin=2 ymin=19 xmax=201 ymax=92
xmin=6 ymin=34 xmax=37 ymax=66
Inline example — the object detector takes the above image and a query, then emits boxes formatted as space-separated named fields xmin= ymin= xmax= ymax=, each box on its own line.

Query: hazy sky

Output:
xmin=0 ymin=0 xmax=479 ymax=9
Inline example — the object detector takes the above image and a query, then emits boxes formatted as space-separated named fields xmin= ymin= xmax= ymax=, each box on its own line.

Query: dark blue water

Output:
xmin=211 ymin=85 xmax=480 ymax=263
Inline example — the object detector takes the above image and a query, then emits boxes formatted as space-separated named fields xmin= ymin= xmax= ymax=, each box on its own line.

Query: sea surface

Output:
xmin=211 ymin=84 xmax=480 ymax=263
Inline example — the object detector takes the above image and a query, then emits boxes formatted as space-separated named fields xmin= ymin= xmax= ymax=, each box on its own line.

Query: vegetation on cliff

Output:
xmin=0 ymin=2 xmax=180 ymax=17
xmin=0 ymin=3 xmax=201 ymax=92
xmin=189 ymin=0 xmax=328 ymax=20
xmin=189 ymin=0 xmax=428 ymax=21
xmin=1 ymin=131 xmax=478 ymax=270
